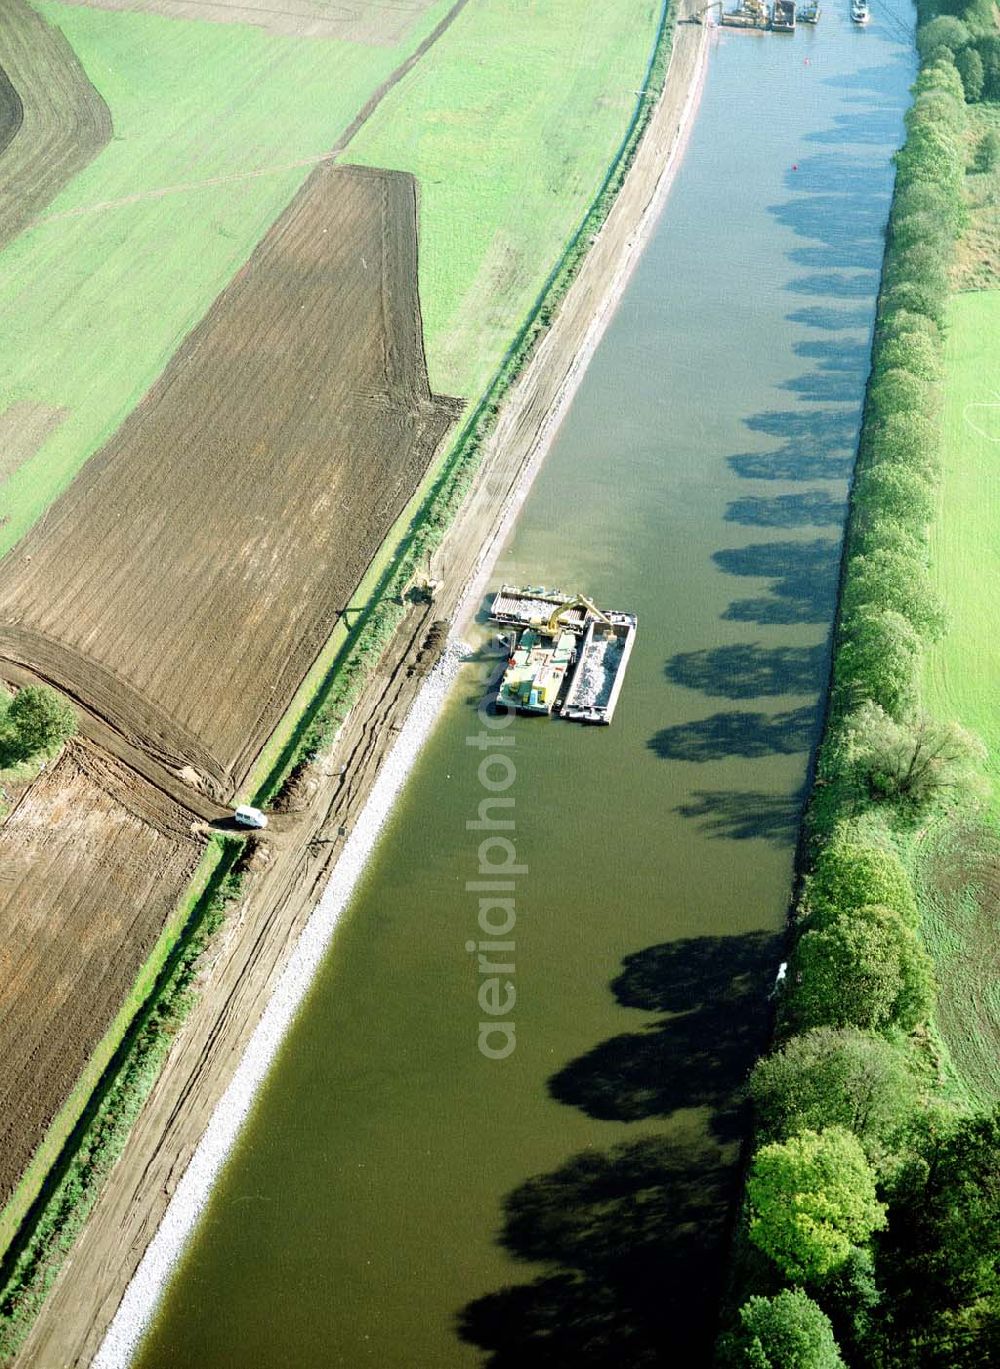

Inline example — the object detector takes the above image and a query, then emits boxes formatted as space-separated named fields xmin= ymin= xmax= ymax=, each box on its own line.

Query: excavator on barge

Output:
xmin=489 ymin=586 xmax=637 ymax=725
xmin=692 ymin=0 xmax=812 ymax=28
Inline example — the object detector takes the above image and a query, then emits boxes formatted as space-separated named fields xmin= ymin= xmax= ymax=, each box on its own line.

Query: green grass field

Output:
xmin=913 ymin=816 xmax=1000 ymax=1111
xmin=920 ymin=288 xmax=1000 ymax=1107
xmin=954 ymin=105 xmax=1000 ymax=292
xmin=0 ymin=0 xmax=664 ymax=769
xmin=351 ymin=0 xmax=660 ymax=399
xmin=0 ymin=0 xmax=458 ymax=558
xmin=2 ymin=0 xmax=661 ymax=554
xmin=924 ymin=290 xmax=1000 ymax=800
xmin=0 ymin=0 xmax=667 ymax=1259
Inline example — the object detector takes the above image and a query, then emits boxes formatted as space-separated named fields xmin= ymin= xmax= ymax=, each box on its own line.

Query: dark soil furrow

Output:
xmin=0 ymin=0 xmax=110 ymax=253
xmin=0 ymin=165 xmax=460 ymax=800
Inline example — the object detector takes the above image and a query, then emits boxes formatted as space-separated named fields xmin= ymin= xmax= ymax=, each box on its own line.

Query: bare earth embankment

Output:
xmin=0 ymin=164 xmax=458 ymax=800
xmin=14 ymin=9 xmax=711 ymax=1366
xmin=0 ymin=0 xmax=110 ymax=252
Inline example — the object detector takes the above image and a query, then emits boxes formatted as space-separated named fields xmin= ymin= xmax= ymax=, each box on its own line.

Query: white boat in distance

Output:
xmin=851 ymin=0 xmax=870 ymax=22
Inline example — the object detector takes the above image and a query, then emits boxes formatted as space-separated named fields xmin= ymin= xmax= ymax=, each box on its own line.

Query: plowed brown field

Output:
xmin=0 ymin=165 xmax=458 ymax=799
xmin=0 ymin=742 xmax=201 ymax=1208
xmin=0 ymin=63 xmax=22 ymax=159
xmin=0 ymin=0 xmax=111 ymax=252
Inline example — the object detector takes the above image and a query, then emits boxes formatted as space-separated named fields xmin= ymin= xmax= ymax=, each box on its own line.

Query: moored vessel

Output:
xmin=489 ymin=586 xmax=637 ymax=725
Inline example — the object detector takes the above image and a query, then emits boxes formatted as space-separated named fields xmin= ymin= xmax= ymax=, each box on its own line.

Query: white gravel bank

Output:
xmin=87 ymin=18 xmax=713 ymax=1363
xmin=93 ymin=640 xmax=466 ymax=1369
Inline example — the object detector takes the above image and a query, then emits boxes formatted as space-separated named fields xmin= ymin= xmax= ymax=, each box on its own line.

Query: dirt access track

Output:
xmin=0 ymin=741 xmax=202 ymax=1210
xmin=53 ymin=0 xmax=441 ymax=43
xmin=0 ymin=164 xmax=459 ymax=801
xmin=14 ymin=8 xmax=711 ymax=1364
xmin=0 ymin=0 xmax=111 ymax=252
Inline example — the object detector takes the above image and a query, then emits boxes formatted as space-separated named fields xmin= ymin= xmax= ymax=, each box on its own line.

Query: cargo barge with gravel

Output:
xmin=489 ymin=585 xmax=637 ymax=725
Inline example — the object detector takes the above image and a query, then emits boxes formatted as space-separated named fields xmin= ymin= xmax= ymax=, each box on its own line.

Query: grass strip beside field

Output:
xmin=916 ymin=288 xmax=1000 ymax=1107
xmin=913 ymin=817 xmax=1000 ymax=1110
xmin=923 ymin=290 xmax=1000 ymax=800
xmin=351 ymin=0 xmax=663 ymax=399
xmin=0 ymin=0 xmax=458 ymax=559
xmin=953 ymin=105 xmax=1000 ymax=290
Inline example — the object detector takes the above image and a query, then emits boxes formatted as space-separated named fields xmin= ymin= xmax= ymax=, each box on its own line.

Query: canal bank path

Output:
xmin=16 ymin=6 xmax=713 ymax=1366
xmin=126 ymin=8 xmax=916 ymax=1366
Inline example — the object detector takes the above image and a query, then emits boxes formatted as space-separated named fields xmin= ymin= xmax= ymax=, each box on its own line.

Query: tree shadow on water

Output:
xmin=780 ymin=369 xmax=860 ymax=404
xmin=726 ymin=490 xmax=846 ymax=529
xmin=805 ymin=108 xmax=905 ymax=147
xmin=789 ymin=244 xmax=866 ymax=270
xmin=648 ymin=704 xmax=819 ymax=762
xmin=723 ymin=593 xmax=837 ymax=626
xmin=728 ymin=407 xmax=859 ymax=482
xmin=779 ymin=152 xmax=885 ymax=196
xmin=713 ymin=538 xmax=838 ymax=579
xmin=457 ymin=1131 xmax=738 ymax=1366
xmin=773 ymin=192 xmax=887 ymax=250
xmin=769 ymin=158 xmax=888 ymax=286
xmin=745 ymin=408 xmax=858 ymax=444
xmin=547 ymin=932 xmax=778 ymax=1128
xmin=820 ymin=59 xmax=913 ymax=98
xmin=611 ymin=932 xmax=778 ymax=1013
xmin=794 ymin=337 xmax=870 ymax=370
xmin=729 ymin=444 xmax=855 ymax=483
xmin=713 ymin=538 xmax=841 ymax=626
xmin=787 ymin=270 xmax=880 ymax=300
xmin=786 ymin=304 xmax=874 ymax=332
xmin=666 ymin=641 xmax=826 ymax=699
xmin=457 ymin=934 xmax=780 ymax=1364
xmin=676 ymin=788 xmax=807 ymax=846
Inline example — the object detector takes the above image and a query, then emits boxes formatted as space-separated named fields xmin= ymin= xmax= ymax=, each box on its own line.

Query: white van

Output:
xmin=234 ymin=804 xmax=268 ymax=830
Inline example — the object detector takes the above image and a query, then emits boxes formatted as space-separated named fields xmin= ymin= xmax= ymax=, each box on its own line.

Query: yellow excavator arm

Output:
xmin=544 ymin=595 xmax=613 ymax=636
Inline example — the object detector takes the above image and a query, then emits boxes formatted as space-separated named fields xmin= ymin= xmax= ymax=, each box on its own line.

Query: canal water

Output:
xmin=137 ymin=12 xmax=914 ymax=1367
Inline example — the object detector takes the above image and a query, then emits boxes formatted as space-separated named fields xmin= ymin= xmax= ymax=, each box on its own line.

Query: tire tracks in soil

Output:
xmin=13 ymin=9 xmax=710 ymax=1366
xmin=28 ymin=0 xmax=473 ymax=229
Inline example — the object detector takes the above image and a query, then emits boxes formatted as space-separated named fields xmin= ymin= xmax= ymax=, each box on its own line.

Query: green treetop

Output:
xmin=722 ymin=1289 xmax=846 ymax=1368
xmin=748 ymin=1127 xmax=887 ymax=1282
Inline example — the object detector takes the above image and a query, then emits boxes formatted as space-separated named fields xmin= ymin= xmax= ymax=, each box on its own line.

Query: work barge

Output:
xmin=489 ymin=586 xmax=637 ymax=725
xmin=695 ymin=0 xmax=814 ymax=29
